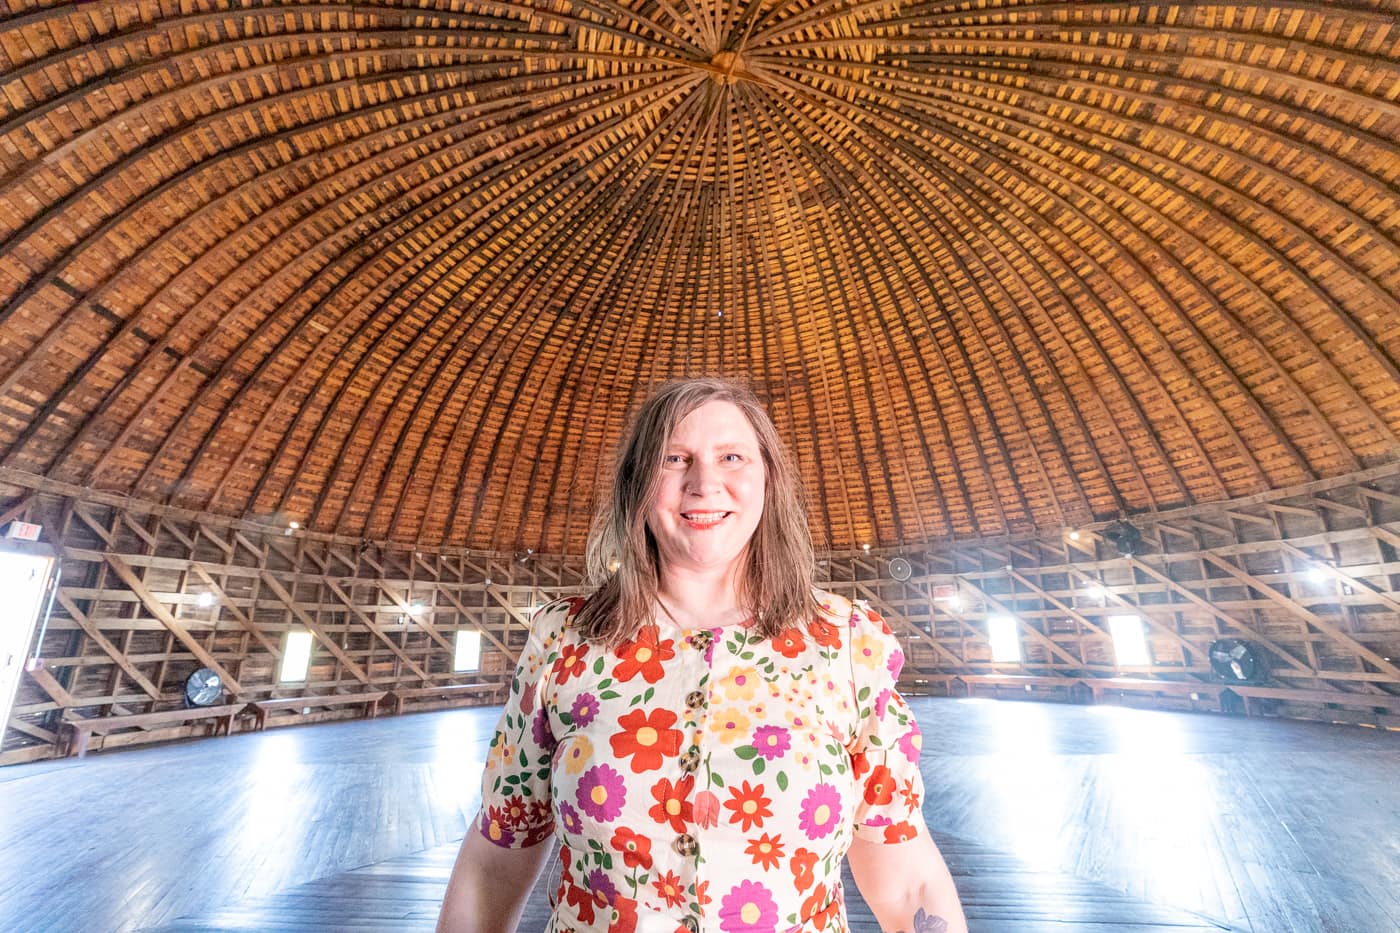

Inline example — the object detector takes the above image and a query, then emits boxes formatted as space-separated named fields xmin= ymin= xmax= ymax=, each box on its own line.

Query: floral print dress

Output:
xmin=478 ymin=590 xmax=925 ymax=933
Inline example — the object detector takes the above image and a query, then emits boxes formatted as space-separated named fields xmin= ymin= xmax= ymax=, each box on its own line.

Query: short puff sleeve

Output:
xmin=846 ymin=601 xmax=926 ymax=844
xmin=477 ymin=598 xmax=575 ymax=848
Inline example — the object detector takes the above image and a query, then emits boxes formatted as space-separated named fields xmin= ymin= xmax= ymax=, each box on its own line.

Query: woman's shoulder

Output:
xmin=810 ymin=588 xmax=891 ymax=633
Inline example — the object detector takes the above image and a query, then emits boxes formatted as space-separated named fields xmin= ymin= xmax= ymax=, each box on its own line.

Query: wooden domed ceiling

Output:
xmin=1 ymin=1 xmax=1398 ymax=554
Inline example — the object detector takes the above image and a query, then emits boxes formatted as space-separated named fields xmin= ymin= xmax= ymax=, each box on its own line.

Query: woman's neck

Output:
xmin=655 ymin=566 xmax=750 ymax=629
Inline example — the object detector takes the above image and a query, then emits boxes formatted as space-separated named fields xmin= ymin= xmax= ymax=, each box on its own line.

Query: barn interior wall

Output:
xmin=3 ymin=463 xmax=1399 ymax=763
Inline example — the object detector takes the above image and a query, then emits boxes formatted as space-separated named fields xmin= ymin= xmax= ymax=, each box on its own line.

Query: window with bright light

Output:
xmin=987 ymin=614 xmax=1021 ymax=663
xmin=454 ymin=630 xmax=482 ymax=672
xmin=1109 ymin=614 xmax=1150 ymax=667
xmin=280 ymin=630 xmax=314 ymax=682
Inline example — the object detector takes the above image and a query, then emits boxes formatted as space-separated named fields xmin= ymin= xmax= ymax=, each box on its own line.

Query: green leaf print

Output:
xmin=734 ymin=745 xmax=758 ymax=760
xmin=710 ymin=771 xmax=725 ymax=788
xmin=752 ymin=758 xmax=765 ymax=775
xmin=600 ymin=689 xmax=621 ymax=700
xmin=776 ymin=771 xmax=789 ymax=792
xmin=593 ymin=658 xmax=606 ymax=675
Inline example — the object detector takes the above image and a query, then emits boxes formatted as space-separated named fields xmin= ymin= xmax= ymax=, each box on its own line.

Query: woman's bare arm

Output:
xmin=436 ymin=812 xmax=553 ymax=933
xmin=847 ymin=825 xmax=968 ymax=933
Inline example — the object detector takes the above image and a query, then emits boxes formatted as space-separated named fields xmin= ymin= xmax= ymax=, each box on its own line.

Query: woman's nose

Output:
xmin=685 ymin=460 xmax=721 ymax=494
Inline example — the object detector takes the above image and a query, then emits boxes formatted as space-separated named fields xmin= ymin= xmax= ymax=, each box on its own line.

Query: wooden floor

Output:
xmin=1 ymin=697 xmax=1396 ymax=933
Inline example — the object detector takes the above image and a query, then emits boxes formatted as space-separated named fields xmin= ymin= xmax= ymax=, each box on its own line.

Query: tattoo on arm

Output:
xmin=894 ymin=907 xmax=948 ymax=933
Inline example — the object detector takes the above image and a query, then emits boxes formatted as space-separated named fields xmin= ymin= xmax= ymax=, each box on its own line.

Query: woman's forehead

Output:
xmin=669 ymin=399 xmax=760 ymax=443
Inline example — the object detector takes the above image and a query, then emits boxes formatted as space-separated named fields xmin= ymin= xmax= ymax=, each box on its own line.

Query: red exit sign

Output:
xmin=2 ymin=521 xmax=41 ymax=541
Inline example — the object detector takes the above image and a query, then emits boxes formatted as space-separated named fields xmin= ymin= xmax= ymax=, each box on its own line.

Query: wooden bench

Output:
xmin=387 ymin=681 xmax=507 ymax=715
xmin=896 ymin=674 xmax=966 ymax=697
xmin=958 ymin=674 xmax=1084 ymax=699
xmin=246 ymin=691 xmax=387 ymax=731
xmin=1226 ymin=684 xmax=1400 ymax=719
xmin=1084 ymin=677 xmax=1225 ymax=710
xmin=61 ymin=703 xmax=244 ymax=758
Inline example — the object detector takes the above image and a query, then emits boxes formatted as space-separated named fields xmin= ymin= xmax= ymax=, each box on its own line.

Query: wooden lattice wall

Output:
xmin=4 ymin=462 xmax=1400 ymax=763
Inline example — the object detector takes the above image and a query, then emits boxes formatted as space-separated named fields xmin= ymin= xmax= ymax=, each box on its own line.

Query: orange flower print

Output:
xmin=553 ymin=643 xmax=589 ymax=685
xmin=883 ymin=821 xmax=919 ymax=844
xmin=652 ymin=870 xmax=686 ymax=909
xmin=613 ymin=625 xmax=676 ymax=683
xmin=648 ymin=775 xmax=696 ymax=832
xmin=772 ymin=629 xmax=806 ymax=659
xmin=745 ymin=832 xmax=785 ymax=870
xmin=723 ymin=780 xmax=772 ymax=832
xmin=863 ymin=764 xmax=896 ymax=806
xmin=610 ymin=708 xmax=683 ymax=773
xmin=790 ymin=848 xmax=818 ymax=891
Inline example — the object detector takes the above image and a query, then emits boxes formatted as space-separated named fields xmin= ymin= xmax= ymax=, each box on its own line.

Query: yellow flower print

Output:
xmin=852 ymin=634 xmax=883 ymax=669
xmin=709 ymin=707 xmax=752 ymax=744
xmin=562 ymin=735 xmax=593 ymax=774
xmin=717 ymin=666 xmax=760 ymax=702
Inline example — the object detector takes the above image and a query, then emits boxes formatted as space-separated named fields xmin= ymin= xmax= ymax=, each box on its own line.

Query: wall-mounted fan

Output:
xmin=1102 ymin=520 xmax=1145 ymax=557
xmin=888 ymin=557 xmax=912 ymax=582
xmin=184 ymin=668 xmax=224 ymax=707
xmin=1209 ymin=639 xmax=1264 ymax=684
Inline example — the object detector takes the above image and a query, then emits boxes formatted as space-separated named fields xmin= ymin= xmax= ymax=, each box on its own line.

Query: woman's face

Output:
xmin=646 ymin=399 xmax=766 ymax=582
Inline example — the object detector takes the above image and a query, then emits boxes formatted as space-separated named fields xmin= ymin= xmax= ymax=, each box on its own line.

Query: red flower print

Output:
xmin=724 ymin=780 xmax=773 ymax=832
xmin=610 ymin=708 xmax=683 ymax=773
xmin=850 ymin=749 xmax=870 ymax=779
xmin=648 ymin=775 xmax=695 ymax=832
xmin=553 ymin=643 xmax=589 ymax=685
xmin=790 ymin=848 xmax=818 ymax=891
xmin=696 ymin=880 xmax=711 ymax=908
xmin=613 ymin=625 xmax=676 ymax=683
xmin=653 ymin=870 xmax=686 ymax=909
xmin=808 ymin=619 xmax=842 ymax=649
xmin=693 ymin=789 xmax=721 ymax=828
xmin=563 ymin=878 xmax=596 ymax=926
xmin=863 ymin=764 xmax=896 ymax=806
xmin=801 ymin=883 xmax=841 ymax=927
xmin=610 ymin=827 xmax=653 ymax=869
xmin=772 ymin=629 xmax=807 ymax=659
xmin=883 ymin=821 xmax=919 ymax=844
xmin=745 ymin=832 xmax=785 ymax=870
xmin=867 ymin=607 xmax=893 ymax=634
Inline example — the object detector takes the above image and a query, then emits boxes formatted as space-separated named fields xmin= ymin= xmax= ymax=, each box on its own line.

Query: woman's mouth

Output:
xmin=681 ymin=511 xmax=731 ymax=529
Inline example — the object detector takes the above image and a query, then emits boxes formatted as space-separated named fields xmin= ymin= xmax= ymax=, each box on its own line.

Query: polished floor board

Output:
xmin=151 ymin=834 xmax=1228 ymax=932
xmin=1 ymin=698 xmax=1396 ymax=932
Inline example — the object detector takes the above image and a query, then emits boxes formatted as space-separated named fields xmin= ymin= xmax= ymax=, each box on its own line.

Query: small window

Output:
xmin=280 ymin=630 xmax=314 ymax=682
xmin=454 ymin=630 xmax=482 ymax=672
xmin=1109 ymin=615 xmax=1150 ymax=667
xmin=987 ymin=615 xmax=1021 ymax=663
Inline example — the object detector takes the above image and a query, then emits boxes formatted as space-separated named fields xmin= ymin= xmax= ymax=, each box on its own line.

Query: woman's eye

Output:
xmin=663 ymin=454 xmax=687 ymax=465
xmin=721 ymin=453 xmax=744 ymax=464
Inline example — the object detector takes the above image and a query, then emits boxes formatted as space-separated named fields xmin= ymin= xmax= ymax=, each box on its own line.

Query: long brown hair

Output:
xmin=575 ymin=377 xmax=820 ymax=645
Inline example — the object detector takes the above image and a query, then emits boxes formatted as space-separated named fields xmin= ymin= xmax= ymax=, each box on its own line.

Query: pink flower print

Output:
xmin=887 ymin=647 xmax=905 ymax=678
xmin=751 ymin=725 xmax=790 ymax=761
xmin=577 ymin=764 xmax=627 ymax=822
xmin=719 ymin=879 xmax=779 ymax=932
xmin=875 ymin=688 xmax=893 ymax=718
xmin=520 ymin=680 xmax=537 ymax=716
xmin=570 ymin=692 xmax=598 ymax=728
xmin=898 ymin=723 xmax=923 ymax=763
xmin=694 ymin=789 xmax=721 ymax=828
xmin=798 ymin=783 xmax=842 ymax=839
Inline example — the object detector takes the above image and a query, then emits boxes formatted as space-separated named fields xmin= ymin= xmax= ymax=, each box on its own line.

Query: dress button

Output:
xmin=685 ymin=690 xmax=706 ymax=708
xmin=673 ymin=833 xmax=699 ymax=857
xmin=690 ymin=631 xmax=714 ymax=650
xmin=679 ymin=746 xmax=701 ymax=773
xmin=681 ymin=918 xmax=699 ymax=933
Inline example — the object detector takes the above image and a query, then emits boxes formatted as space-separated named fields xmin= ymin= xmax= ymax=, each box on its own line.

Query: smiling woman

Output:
xmin=435 ymin=378 xmax=967 ymax=933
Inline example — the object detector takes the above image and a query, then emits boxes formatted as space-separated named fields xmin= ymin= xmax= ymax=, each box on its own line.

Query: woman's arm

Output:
xmin=436 ymin=812 xmax=554 ymax=933
xmin=847 ymin=825 xmax=968 ymax=933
